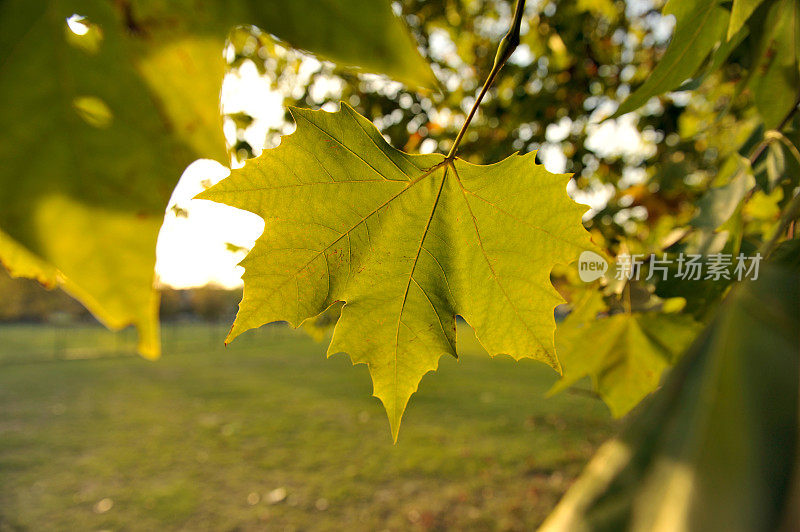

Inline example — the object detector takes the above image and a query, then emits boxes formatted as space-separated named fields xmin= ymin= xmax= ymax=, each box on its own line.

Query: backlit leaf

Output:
xmin=549 ymin=291 xmax=701 ymax=417
xmin=198 ymin=104 xmax=595 ymax=440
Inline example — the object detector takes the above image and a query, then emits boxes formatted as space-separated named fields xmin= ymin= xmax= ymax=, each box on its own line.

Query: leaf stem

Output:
xmin=445 ymin=0 xmax=526 ymax=161
xmin=747 ymin=90 xmax=800 ymax=166
xmin=760 ymin=189 xmax=800 ymax=258
xmin=728 ymin=91 xmax=800 ymax=207
xmin=752 ymin=91 xmax=800 ymax=258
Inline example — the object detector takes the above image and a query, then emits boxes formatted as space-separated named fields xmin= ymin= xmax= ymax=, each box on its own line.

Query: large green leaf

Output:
xmin=677 ymin=22 xmax=749 ymax=92
xmin=749 ymin=0 xmax=800 ymax=129
xmin=540 ymin=260 xmax=799 ymax=531
xmin=0 ymin=1 xmax=190 ymax=357
xmin=128 ymin=0 xmax=437 ymax=90
xmin=690 ymin=155 xmax=755 ymax=229
xmin=197 ymin=104 xmax=595 ymax=440
xmin=612 ymin=0 xmax=730 ymax=118
xmin=0 ymin=0 xmax=434 ymax=357
xmin=549 ymin=291 xmax=701 ymax=417
xmin=728 ymin=0 xmax=769 ymax=40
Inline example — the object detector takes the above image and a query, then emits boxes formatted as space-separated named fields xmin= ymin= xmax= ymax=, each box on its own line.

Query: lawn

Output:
xmin=0 ymin=322 xmax=617 ymax=531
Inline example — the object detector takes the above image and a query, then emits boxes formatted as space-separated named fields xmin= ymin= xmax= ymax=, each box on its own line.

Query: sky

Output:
xmin=154 ymin=63 xmax=281 ymax=289
xmin=154 ymin=159 xmax=261 ymax=289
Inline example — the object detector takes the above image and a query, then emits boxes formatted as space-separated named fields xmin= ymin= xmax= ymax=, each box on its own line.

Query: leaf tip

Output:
xmin=545 ymin=381 xmax=563 ymax=398
xmin=374 ymin=390 xmax=409 ymax=444
xmin=139 ymin=347 xmax=160 ymax=361
xmin=137 ymin=335 xmax=160 ymax=361
xmin=193 ymin=188 xmax=214 ymax=202
xmin=387 ymin=406 xmax=404 ymax=444
xmin=224 ymin=321 xmax=244 ymax=345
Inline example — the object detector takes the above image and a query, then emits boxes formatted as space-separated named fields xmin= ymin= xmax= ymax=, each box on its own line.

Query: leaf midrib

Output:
xmin=392 ymin=164 xmax=449 ymax=419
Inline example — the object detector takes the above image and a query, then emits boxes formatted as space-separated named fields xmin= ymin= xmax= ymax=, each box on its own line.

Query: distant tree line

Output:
xmin=0 ymin=269 xmax=240 ymax=323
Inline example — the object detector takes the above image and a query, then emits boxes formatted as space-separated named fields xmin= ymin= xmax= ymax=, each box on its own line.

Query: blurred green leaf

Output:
xmin=766 ymin=141 xmax=788 ymax=189
xmin=0 ymin=0 xmax=434 ymax=357
xmin=613 ymin=0 xmax=730 ymax=118
xmin=677 ymin=23 xmax=749 ymax=92
xmin=540 ymin=261 xmax=799 ymax=531
xmin=129 ymin=0 xmax=437 ymax=90
xmin=749 ymin=0 xmax=800 ymax=128
xmin=728 ymin=0 xmax=769 ymax=40
xmin=0 ymin=1 xmax=190 ymax=357
xmin=691 ymin=155 xmax=755 ymax=229
xmin=550 ymin=290 xmax=701 ymax=417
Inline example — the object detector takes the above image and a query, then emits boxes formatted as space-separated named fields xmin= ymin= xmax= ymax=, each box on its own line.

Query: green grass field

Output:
xmin=0 ymin=322 xmax=616 ymax=531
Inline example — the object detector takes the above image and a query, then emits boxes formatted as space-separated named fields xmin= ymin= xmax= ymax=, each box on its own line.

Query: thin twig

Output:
xmin=445 ymin=0 xmax=526 ymax=161
xmin=760 ymin=190 xmax=800 ymax=257
xmin=732 ymin=91 xmax=800 ymax=205
xmin=748 ymin=91 xmax=800 ymax=166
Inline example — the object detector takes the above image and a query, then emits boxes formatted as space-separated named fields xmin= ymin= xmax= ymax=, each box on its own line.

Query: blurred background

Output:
xmin=1 ymin=0 xmax=769 ymax=528
xmin=1 ymin=262 xmax=615 ymax=530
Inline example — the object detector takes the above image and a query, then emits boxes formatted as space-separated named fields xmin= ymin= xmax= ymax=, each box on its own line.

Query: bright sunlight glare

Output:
xmin=66 ymin=14 xmax=90 ymax=35
xmin=154 ymin=159 xmax=263 ymax=289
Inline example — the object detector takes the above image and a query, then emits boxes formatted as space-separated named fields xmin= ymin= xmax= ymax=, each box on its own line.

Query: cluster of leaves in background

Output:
xmin=544 ymin=0 xmax=800 ymax=526
xmin=542 ymin=246 xmax=800 ymax=531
